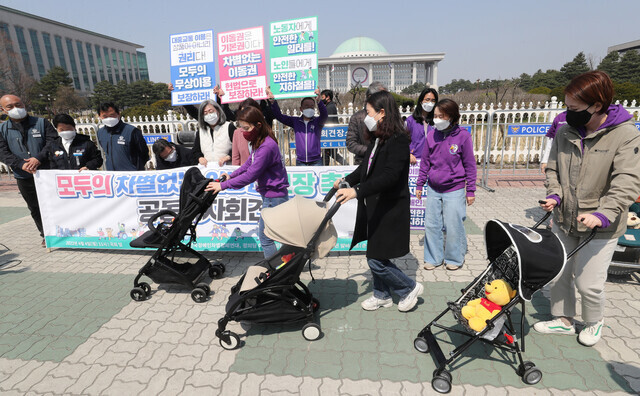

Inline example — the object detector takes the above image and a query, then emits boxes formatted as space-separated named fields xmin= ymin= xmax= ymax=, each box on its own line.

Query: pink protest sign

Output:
xmin=217 ymin=26 xmax=268 ymax=103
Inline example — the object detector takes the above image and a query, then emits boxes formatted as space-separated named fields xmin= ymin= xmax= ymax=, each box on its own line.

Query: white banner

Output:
xmin=34 ymin=165 xmax=364 ymax=252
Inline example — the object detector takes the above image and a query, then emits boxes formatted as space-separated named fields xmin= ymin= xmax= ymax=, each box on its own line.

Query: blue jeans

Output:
xmin=259 ymin=195 xmax=289 ymax=258
xmin=297 ymin=158 xmax=323 ymax=166
xmin=423 ymin=186 xmax=467 ymax=267
xmin=367 ymin=258 xmax=416 ymax=300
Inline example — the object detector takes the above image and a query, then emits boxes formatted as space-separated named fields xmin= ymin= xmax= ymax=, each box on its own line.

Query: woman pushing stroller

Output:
xmin=205 ymin=106 xmax=289 ymax=259
xmin=536 ymin=71 xmax=640 ymax=346
xmin=334 ymin=91 xmax=423 ymax=312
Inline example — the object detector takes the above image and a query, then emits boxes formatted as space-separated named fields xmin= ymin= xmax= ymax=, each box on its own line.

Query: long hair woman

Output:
xmin=206 ymin=106 xmax=289 ymax=258
xmin=334 ymin=90 xmax=423 ymax=312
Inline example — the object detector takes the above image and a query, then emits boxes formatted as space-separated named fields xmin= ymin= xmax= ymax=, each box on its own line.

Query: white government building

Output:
xmin=318 ymin=37 xmax=445 ymax=93
xmin=0 ymin=5 xmax=149 ymax=94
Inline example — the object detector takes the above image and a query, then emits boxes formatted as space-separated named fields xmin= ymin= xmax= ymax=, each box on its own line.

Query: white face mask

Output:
xmin=433 ymin=118 xmax=451 ymax=131
xmin=204 ymin=112 xmax=219 ymax=125
xmin=102 ymin=117 xmax=119 ymax=128
xmin=364 ymin=114 xmax=379 ymax=132
xmin=165 ymin=150 xmax=177 ymax=162
xmin=7 ymin=107 xmax=27 ymax=119
xmin=421 ymin=102 xmax=435 ymax=112
xmin=302 ymin=108 xmax=315 ymax=118
xmin=58 ymin=130 xmax=76 ymax=141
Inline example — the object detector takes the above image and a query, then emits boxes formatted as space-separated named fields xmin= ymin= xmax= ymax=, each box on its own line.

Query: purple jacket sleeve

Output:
xmin=316 ymin=99 xmax=328 ymax=130
xmin=460 ymin=132 xmax=477 ymax=197
xmin=416 ymin=136 xmax=430 ymax=191
xmin=592 ymin=212 xmax=611 ymax=229
xmin=407 ymin=118 xmax=421 ymax=155
xmin=270 ymin=101 xmax=296 ymax=128
xmin=220 ymin=147 xmax=271 ymax=190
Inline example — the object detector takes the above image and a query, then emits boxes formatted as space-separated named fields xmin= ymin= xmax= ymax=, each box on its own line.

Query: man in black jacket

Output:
xmin=0 ymin=94 xmax=58 ymax=245
xmin=43 ymin=114 xmax=103 ymax=170
xmin=152 ymin=138 xmax=194 ymax=170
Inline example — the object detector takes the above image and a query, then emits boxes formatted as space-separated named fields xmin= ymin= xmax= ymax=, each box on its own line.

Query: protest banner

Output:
xmin=35 ymin=166 xmax=364 ymax=252
xmin=269 ymin=16 xmax=318 ymax=99
xmin=170 ymin=30 xmax=216 ymax=106
xmin=217 ymin=27 xmax=268 ymax=103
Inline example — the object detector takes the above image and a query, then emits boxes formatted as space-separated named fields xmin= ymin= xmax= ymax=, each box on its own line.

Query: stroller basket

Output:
xmin=448 ymin=246 xmax=518 ymax=334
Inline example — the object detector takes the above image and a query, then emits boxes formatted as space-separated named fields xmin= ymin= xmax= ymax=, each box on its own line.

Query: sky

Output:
xmin=5 ymin=0 xmax=640 ymax=87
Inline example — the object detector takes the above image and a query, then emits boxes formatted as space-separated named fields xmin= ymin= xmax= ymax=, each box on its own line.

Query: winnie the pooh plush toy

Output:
xmin=461 ymin=279 xmax=517 ymax=332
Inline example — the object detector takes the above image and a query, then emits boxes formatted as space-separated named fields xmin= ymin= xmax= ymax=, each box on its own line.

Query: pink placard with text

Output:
xmin=217 ymin=26 xmax=268 ymax=103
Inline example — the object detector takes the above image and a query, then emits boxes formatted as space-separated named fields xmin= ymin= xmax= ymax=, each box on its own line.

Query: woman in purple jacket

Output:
xmin=415 ymin=99 xmax=477 ymax=271
xmin=406 ymin=88 xmax=438 ymax=164
xmin=206 ymin=106 xmax=290 ymax=258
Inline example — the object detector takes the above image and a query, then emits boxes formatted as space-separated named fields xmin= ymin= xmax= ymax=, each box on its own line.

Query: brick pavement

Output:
xmin=0 ymin=184 xmax=639 ymax=395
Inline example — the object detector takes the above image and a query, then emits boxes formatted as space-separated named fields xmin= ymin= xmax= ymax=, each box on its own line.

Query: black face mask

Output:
xmin=566 ymin=104 xmax=593 ymax=128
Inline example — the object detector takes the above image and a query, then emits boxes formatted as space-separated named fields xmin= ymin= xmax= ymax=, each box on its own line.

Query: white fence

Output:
xmin=3 ymin=98 xmax=640 ymax=190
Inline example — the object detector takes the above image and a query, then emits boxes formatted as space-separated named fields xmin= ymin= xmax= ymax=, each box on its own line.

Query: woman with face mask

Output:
xmin=333 ymin=91 xmax=423 ymax=313
xmin=205 ymin=106 xmax=289 ymax=259
xmin=415 ymin=99 xmax=477 ymax=272
xmin=406 ymin=88 xmax=439 ymax=165
xmin=42 ymin=114 xmax=103 ymax=171
xmin=535 ymin=71 xmax=640 ymax=347
xmin=192 ymin=99 xmax=233 ymax=167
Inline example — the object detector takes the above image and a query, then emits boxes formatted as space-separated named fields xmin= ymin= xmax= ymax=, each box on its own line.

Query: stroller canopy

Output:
xmin=262 ymin=195 xmax=337 ymax=259
xmin=484 ymin=220 xmax=566 ymax=301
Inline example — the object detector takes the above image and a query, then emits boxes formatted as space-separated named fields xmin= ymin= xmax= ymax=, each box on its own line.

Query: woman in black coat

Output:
xmin=335 ymin=91 xmax=423 ymax=312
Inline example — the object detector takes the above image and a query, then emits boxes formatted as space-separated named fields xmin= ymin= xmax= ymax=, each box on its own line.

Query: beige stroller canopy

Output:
xmin=262 ymin=195 xmax=337 ymax=259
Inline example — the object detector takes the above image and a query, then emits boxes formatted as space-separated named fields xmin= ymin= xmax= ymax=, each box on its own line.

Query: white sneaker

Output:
xmin=533 ymin=318 xmax=575 ymax=335
xmin=361 ymin=295 xmax=393 ymax=311
xmin=398 ymin=283 xmax=424 ymax=312
xmin=578 ymin=319 xmax=604 ymax=346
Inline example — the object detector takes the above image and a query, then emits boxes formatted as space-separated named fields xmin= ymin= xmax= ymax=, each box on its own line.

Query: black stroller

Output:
xmin=216 ymin=188 xmax=342 ymax=350
xmin=414 ymin=212 xmax=596 ymax=394
xmin=129 ymin=167 xmax=226 ymax=303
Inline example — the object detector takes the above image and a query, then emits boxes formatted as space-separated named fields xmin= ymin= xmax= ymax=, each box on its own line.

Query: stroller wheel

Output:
xmin=191 ymin=288 xmax=208 ymax=303
xmin=431 ymin=373 xmax=452 ymax=394
xmin=517 ymin=361 xmax=535 ymax=377
xmin=219 ymin=331 xmax=240 ymax=350
xmin=138 ymin=282 xmax=151 ymax=296
xmin=522 ymin=366 xmax=542 ymax=385
xmin=433 ymin=369 xmax=451 ymax=382
xmin=130 ymin=287 xmax=146 ymax=302
xmin=302 ymin=323 xmax=322 ymax=341
xmin=196 ymin=283 xmax=211 ymax=296
xmin=209 ymin=266 xmax=223 ymax=279
xmin=414 ymin=337 xmax=429 ymax=353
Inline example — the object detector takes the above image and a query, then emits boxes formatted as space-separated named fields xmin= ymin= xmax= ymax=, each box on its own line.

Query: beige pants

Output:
xmin=549 ymin=224 xmax=617 ymax=323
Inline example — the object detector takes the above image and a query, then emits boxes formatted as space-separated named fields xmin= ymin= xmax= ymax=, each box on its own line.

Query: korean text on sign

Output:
xmin=170 ymin=30 xmax=216 ymax=106
xmin=269 ymin=16 xmax=318 ymax=100
xmin=217 ymin=26 xmax=268 ymax=103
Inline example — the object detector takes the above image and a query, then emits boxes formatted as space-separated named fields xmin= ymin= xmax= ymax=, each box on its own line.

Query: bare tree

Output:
xmin=0 ymin=36 xmax=36 ymax=106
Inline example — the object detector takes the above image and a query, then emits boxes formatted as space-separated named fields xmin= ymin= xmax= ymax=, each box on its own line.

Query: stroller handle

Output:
xmin=533 ymin=208 xmax=598 ymax=259
xmin=532 ymin=211 xmax=552 ymax=229
xmin=148 ymin=209 xmax=178 ymax=234
xmin=324 ymin=180 xmax=351 ymax=202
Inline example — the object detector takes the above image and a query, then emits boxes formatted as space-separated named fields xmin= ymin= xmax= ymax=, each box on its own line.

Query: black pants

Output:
xmin=16 ymin=177 xmax=44 ymax=237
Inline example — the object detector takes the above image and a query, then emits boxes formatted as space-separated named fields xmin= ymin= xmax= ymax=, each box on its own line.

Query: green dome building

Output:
xmin=319 ymin=36 xmax=444 ymax=93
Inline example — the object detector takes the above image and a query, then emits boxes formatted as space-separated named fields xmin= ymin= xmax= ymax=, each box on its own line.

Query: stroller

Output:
xmin=414 ymin=212 xmax=596 ymax=394
xmin=129 ymin=167 xmax=226 ymax=303
xmin=609 ymin=201 xmax=640 ymax=276
xmin=216 ymin=188 xmax=342 ymax=350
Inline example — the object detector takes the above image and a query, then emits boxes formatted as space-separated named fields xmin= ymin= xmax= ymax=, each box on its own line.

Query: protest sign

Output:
xmin=269 ymin=16 xmax=318 ymax=99
xmin=35 ymin=166 xmax=364 ymax=252
xmin=217 ymin=27 xmax=268 ymax=103
xmin=170 ymin=30 xmax=216 ymax=105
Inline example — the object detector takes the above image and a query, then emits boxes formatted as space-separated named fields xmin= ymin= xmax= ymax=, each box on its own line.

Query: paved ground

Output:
xmin=1 ymin=174 xmax=639 ymax=395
